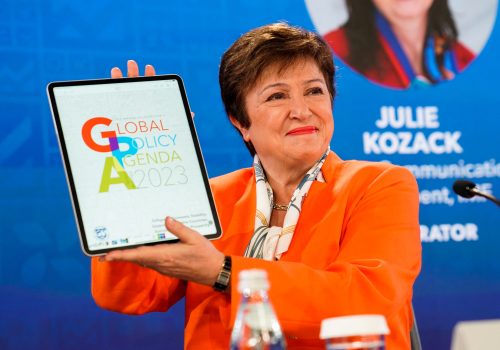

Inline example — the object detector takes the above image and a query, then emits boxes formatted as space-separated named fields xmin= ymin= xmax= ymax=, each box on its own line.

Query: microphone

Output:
xmin=453 ymin=180 xmax=500 ymax=206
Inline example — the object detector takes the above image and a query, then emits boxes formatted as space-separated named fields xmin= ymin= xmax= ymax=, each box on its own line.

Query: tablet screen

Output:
xmin=49 ymin=76 xmax=221 ymax=255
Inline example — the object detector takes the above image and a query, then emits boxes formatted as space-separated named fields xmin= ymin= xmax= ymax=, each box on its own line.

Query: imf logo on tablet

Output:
xmin=94 ymin=226 xmax=108 ymax=240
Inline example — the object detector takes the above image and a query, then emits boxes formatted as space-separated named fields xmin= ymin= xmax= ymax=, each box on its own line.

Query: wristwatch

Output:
xmin=213 ymin=255 xmax=232 ymax=292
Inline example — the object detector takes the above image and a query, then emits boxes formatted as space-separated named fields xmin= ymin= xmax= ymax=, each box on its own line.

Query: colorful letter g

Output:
xmin=82 ymin=117 xmax=116 ymax=152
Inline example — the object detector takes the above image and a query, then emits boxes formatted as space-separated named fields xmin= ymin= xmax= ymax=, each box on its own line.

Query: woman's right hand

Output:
xmin=111 ymin=60 xmax=156 ymax=78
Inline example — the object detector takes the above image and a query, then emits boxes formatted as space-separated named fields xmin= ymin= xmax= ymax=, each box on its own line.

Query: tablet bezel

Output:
xmin=47 ymin=74 xmax=222 ymax=256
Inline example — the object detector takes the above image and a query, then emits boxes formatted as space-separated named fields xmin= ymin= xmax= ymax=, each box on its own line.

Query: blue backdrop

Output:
xmin=1 ymin=0 xmax=499 ymax=349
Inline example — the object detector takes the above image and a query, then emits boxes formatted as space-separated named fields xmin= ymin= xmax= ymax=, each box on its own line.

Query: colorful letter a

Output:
xmin=99 ymin=157 xmax=137 ymax=192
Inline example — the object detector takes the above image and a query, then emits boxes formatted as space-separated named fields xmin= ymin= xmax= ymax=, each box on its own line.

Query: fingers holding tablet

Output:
xmin=127 ymin=60 xmax=139 ymax=77
xmin=164 ymin=217 xmax=202 ymax=244
xmin=110 ymin=67 xmax=123 ymax=78
xmin=145 ymin=64 xmax=156 ymax=76
xmin=110 ymin=60 xmax=157 ymax=79
xmin=103 ymin=217 xmax=224 ymax=286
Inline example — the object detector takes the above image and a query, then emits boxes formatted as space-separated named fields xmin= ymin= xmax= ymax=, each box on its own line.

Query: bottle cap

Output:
xmin=238 ymin=269 xmax=270 ymax=292
xmin=320 ymin=315 xmax=390 ymax=339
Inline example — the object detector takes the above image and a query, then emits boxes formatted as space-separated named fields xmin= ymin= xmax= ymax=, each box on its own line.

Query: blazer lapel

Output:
xmin=280 ymin=152 xmax=343 ymax=262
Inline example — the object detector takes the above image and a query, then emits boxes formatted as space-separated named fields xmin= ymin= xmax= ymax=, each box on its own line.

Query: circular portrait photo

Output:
xmin=306 ymin=0 xmax=498 ymax=89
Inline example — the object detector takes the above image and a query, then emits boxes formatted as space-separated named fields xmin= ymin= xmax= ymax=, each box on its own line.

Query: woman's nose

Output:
xmin=289 ymin=96 xmax=312 ymax=119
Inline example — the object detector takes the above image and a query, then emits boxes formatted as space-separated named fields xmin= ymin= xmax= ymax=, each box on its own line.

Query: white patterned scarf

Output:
xmin=244 ymin=149 xmax=329 ymax=261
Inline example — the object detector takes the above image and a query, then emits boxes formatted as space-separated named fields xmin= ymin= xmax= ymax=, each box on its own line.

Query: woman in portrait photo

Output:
xmin=321 ymin=0 xmax=476 ymax=89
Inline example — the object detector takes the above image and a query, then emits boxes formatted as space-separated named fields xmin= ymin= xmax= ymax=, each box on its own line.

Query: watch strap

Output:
xmin=213 ymin=255 xmax=232 ymax=292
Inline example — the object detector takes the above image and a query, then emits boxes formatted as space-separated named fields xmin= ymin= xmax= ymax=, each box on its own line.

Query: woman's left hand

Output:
xmin=103 ymin=217 xmax=225 ymax=287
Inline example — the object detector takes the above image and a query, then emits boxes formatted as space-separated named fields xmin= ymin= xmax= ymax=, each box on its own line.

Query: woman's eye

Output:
xmin=307 ymin=87 xmax=324 ymax=95
xmin=266 ymin=92 xmax=286 ymax=101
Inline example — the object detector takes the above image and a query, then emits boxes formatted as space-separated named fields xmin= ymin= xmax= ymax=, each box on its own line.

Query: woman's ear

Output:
xmin=229 ymin=115 xmax=250 ymax=142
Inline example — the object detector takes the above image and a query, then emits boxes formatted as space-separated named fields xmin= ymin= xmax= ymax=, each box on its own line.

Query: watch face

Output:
xmin=213 ymin=256 xmax=231 ymax=291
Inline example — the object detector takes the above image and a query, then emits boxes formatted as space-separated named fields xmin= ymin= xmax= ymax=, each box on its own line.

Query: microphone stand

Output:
xmin=469 ymin=187 xmax=500 ymax=206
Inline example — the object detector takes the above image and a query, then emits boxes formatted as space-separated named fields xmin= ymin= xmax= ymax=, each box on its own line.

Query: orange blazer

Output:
xmin=92 ymin=152 xmax=422 ymax=349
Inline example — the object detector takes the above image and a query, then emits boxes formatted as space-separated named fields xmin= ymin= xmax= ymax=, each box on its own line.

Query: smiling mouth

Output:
xmin=286 ymin=126 xmax=318 ymax=135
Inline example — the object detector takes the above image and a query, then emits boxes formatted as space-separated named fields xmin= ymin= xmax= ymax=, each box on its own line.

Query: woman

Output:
xmin=92 ymin=23 xmax=421 ymax=349
xmin=324 ymin=0 xmax=475 ymax=89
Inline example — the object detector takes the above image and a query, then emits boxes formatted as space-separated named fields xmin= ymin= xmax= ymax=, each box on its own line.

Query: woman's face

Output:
xmin=372 ymin=0 xmax=434 ymax=22
xmin=236 ymin=58 xmax=333 ymax=171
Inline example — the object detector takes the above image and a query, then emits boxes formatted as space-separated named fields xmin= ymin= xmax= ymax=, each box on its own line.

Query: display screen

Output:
xmin=49 ymin=76 xmax=220 ymax=255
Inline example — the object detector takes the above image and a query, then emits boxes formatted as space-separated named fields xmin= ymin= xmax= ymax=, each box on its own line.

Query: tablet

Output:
xmin=47 ymin=75 xmax=221 ymax=256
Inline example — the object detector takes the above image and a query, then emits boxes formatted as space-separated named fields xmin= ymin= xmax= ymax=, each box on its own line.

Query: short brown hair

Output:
xmin=219 ymin=22 xmax=336 ymax=156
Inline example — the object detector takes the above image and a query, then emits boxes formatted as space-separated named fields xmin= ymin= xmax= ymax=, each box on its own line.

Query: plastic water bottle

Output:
xmin=320 ymin=315 xmax=389 ymax=350
xmin=230 ymin=269 xmax=286 ymax=350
